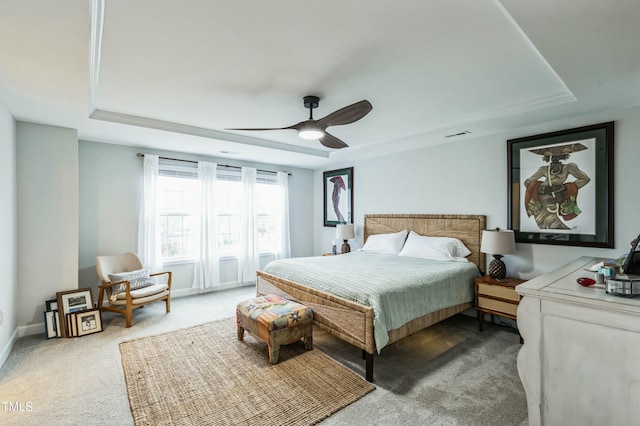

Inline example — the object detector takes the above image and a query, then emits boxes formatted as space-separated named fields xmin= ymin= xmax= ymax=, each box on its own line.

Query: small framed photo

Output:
xmin=44 ymin=310 xmax=60 ymax=339
xmin=45 ymin=299 xmax=58 ymax=311
xmin=56 ymin=288 xmax=94 ymax=338
xmin=75 ymin=309 xmax=103 ymax=337
xmin=323 ymin=167 xmax=354 ymax=227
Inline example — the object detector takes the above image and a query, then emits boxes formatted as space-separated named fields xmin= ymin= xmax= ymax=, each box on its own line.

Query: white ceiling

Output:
xmin=0 ymin=0 xmax=638 ymax=169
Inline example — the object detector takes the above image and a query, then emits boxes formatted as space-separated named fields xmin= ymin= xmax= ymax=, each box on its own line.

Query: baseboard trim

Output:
xmin=0 ymin=327 xmax=19 ymax=369
xmin=172 ymin=281 xmax=254 ymax=298
xmin=17 ymin=322 xmax=44 ymax=338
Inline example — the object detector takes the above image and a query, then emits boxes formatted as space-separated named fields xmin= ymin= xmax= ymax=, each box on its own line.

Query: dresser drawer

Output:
xmin=477 ymin=283 xmax=521 ymax=302
xmin=477 ymin=297 xmax=518 ymax=316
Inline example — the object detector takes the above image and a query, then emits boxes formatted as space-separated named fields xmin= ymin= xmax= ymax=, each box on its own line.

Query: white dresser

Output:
xmin=516 ymin=256 xmax=640 ymax=426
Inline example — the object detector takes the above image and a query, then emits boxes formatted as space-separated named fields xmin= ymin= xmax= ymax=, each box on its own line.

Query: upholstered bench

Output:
xmin=236 ymin=294 xmax=313 ymax=364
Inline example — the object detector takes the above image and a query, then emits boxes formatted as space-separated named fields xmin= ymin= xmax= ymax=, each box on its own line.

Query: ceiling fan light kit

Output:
xmin=226 ymin=95 xmax=372 ymax=149
xmin=299 ymin=129 xmax=324 ymax=140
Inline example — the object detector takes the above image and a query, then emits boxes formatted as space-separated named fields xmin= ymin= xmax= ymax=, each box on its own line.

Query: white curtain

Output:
xmin=137 ymin=154 xmax=161 ymax=271
xmin=275 ymin=171 xmax=291 ymax=260
xmin=193 ymin=161 xmax=220 ymax=289
xmin=238 ymin=167 xmax=258 ymax=284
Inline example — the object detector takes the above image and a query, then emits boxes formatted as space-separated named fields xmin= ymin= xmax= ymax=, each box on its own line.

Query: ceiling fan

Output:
xmin=226 ymin=96 xmax=373 ymax=149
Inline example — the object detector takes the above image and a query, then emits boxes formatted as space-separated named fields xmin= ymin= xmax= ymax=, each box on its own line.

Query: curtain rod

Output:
xmin=136 ymin=153 xmax=291 ymax=176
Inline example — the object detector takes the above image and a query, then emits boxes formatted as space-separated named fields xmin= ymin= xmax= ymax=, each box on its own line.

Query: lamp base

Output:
xmin=341 ymin=240 xmax=351 ymax=254
xmin=488 ymin=255 xmax=507 ymax=279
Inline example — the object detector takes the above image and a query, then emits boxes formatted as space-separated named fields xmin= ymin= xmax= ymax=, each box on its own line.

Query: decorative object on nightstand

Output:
xmin=332 ymin=238 xmax=339 ymax=255
xmin=481 ymin=228 xmax=516 ymax=279
xmin=336 ymin=223 xmax=355 ymax=253
xmin=475 ymin=275 xmax=525 ymax=334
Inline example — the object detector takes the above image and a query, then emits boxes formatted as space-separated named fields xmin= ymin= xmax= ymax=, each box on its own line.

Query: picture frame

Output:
xmin=323 ymin=167 xmax=354 ymax=227
xmin=66 ymin=312 xmax=77 ymax=337
xmin=507 ymin=121 xmax=614 ymax=248
xmin=75 ymin=309 xmax=103 ymax=337
xmin=44 ymin=310 xmax=60 ymax=339
xmin=56 ymin=288 xmax=94 ymax=338
xmin=45 ymin=299 xmax=58 ymax=311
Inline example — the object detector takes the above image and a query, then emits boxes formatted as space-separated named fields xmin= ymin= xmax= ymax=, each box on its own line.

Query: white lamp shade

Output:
xmin=481 ymin=229 xmax=516 ymax=255
xmin=336 ymin=223 xmax=355 ymax=240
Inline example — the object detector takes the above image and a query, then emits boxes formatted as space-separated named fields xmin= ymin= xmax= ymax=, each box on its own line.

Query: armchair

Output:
xmin=95 ymin=252 xmax=172 ymax=327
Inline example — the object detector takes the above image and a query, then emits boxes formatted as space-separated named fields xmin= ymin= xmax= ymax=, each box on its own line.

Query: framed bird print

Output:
xmin=323 ymin=167 xmax=353 ymax=227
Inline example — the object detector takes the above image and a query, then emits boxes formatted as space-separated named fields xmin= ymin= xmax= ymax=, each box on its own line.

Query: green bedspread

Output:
xmin=262 ymin=251 xmax=480 ymax=352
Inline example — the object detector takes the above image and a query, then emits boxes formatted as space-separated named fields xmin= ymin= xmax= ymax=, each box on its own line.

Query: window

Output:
xmin=157 ymin=162 xmax=198 ymax=261
xmin=216 ymin=176 xmax=242 ymax=256
xmin=156 ymin=162 xmax=284 ymax=262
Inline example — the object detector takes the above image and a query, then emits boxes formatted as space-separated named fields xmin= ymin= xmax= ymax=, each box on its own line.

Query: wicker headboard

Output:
xmin=364 ymin=214 xmax=486 ymax=271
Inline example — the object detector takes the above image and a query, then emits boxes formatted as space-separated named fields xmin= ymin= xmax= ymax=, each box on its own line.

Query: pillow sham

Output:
xmin=398 ymin=231 xmax=471 ymax=261
xmin=361 ymin=229 xmax=408 ymax=255
xmin=108 ymin=268 xmax=154 ymax=295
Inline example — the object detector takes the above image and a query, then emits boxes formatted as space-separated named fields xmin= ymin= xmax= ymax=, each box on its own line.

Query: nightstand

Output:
xmin=475 ymin=275 xmax=525 ymax=332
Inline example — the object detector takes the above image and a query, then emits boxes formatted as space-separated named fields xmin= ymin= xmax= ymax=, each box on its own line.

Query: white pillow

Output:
xmin=108 ymin=268 xmax=154 ymax=295
xmin=361 ymin=230 xmax=408 ymax=254
xmin=398 ymin=231 xmax=471 ymax=261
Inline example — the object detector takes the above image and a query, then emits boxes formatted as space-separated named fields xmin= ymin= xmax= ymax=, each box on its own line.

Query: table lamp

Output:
xmin=336 ymin=223 xmax=355 ymax=253
xmin=480 ymin=228 xmax=516 ymax=279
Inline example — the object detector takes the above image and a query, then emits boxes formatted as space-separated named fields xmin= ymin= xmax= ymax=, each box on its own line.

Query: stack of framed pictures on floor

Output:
xmin=43 ymin=288 xmax=104 ymax=338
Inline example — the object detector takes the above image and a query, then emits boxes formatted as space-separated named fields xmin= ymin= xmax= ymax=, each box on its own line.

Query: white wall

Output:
xmin=314 ymin=106 xmax=640 ymax=279
xmin=0 ymin=100 xmax=17 ymax=367
xmin=78 ymin=140 xmax=315 ymax=299
xmin=16 ymin=122 xmax=78 ymax=334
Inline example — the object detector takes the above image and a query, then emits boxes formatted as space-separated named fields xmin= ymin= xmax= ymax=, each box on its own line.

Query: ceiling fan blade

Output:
xmin=226 ymin=121 xmax=306 ymax=132
xmin=319 ymin=132 xmax=349 ymax=149
xmin=225 ymin=127 xmax=290 ymax=131
xmin=317 ymin=100 xmax=372 ymax=128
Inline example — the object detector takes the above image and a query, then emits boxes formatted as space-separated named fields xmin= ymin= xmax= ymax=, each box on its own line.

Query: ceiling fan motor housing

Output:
xmin=303 ymin=95 xmax=319 ymax=110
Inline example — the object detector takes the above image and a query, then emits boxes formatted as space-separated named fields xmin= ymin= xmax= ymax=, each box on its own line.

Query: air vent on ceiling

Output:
xmin=444 ymin=130 xmax=470 ymax=138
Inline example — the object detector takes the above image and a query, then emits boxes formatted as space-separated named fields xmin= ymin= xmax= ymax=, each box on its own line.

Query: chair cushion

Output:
xmin=112 ymin=283 xmax=169 ymax=301
xmin=108 ymin=268 xmax=154 ymax=295
xmin=110 ymin=289 xmax=169 ymax=306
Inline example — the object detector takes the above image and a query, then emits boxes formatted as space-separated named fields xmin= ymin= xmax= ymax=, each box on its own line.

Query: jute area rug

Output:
xmin=119 ymin=318 xmax=375 ymax=426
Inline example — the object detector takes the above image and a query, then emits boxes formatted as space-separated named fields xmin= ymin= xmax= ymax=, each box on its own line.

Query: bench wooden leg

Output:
xmin=304 ymin=334 xmax=313 ymax=350
xmin=237 ymin=326 xmax=244 ymax=341
xmin=269 ymin=344 xmax=280 ymax=364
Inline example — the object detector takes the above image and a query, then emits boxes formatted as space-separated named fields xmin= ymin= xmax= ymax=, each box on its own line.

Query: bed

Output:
xmin=256 ymin=214 xmax=486 ymax=381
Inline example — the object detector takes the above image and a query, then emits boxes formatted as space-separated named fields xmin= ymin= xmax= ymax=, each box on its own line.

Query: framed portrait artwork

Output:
xmin=507 ymin=121 xmax=614 ymax=248
xmin=56 ymin=288 xmax=94 ymax=338
xmin=323 ymin=167 xmax=353 ymax=227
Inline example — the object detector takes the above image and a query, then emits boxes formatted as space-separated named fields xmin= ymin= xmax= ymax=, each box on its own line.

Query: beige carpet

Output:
xmin=119 ymin=317 xmax=375 ymax=426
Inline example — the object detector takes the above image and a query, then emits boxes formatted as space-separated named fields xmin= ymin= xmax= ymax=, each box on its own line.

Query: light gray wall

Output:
xmin=16 ymin=122 xmax=79 ymax=333
xmin=0 ymin=100 xmax=17 ymax=366
xmin=78 ymin=140 xmax=314 ymax=299
xmin=8 ymin=105 xmax=638 ymax=341
xmin=314 ymin=106 xmax=640 ymax=279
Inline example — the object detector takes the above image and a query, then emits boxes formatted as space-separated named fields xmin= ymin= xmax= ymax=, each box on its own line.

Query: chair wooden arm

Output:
xmin=150 ymin=271 xmax=172 ymax=290
xmin=97 ymin=279 xmax=132 ymax=314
